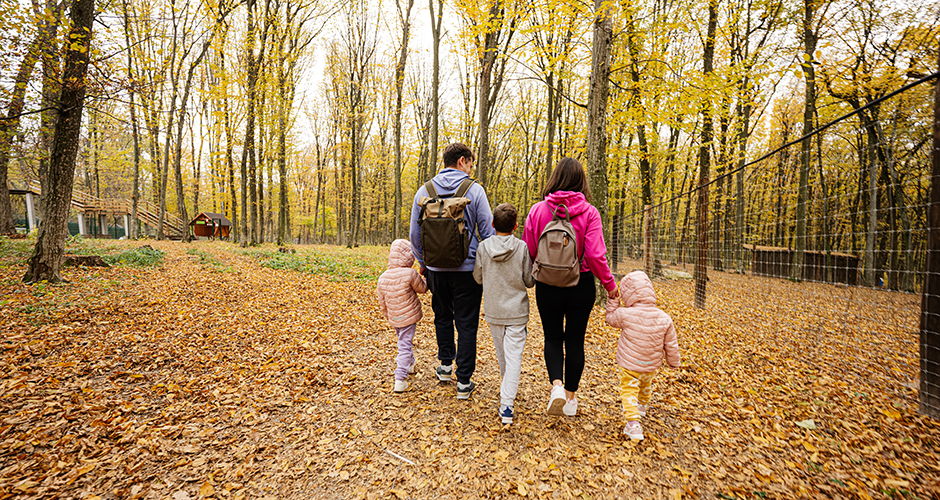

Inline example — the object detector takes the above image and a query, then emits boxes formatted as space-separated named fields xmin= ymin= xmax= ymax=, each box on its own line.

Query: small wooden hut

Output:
xmin=189 ymin=212 xmax=232 ymax=240
xmin=743 ymin=244 xmax=859 ymax=285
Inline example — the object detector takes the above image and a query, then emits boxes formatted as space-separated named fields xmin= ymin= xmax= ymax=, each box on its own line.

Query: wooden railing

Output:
xmin=28 ymin=180 xmax=184 ymax=237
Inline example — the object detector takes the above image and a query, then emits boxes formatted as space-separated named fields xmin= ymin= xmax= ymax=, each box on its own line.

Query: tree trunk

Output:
xmin=0 ymin=10 xmax=61 ymax=233
xmin=791 ymin=0 xmax=817 ymax=281
xmin=694 ymin=0 xmax=717 ymax=309
xmin=241 ymin=0 xmax=257 ymax=247
xmin=24 ymin=0 xmax=94 ymax=282
xmin=122 ymin=0 xmax=141 ymax=238
xmin=585 ymin=0 xmax=612 ymax=302
xmin=429 ymin=0 xmax=443 ymax=176
xmin=394 ymin=0 xmax=414 ymax=239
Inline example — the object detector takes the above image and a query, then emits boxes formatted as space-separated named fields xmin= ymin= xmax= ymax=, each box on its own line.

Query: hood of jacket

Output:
xmin=388 ymin=239 xmax=415 ymax=269
xmin=431 ymin=168 xmax=473 ymax=193
xmin=620 ymin=270 xmax=657 ymax=308
xmin=544 ymin=191 xmax=591 ymax=218
xmin=485 ymin=234 xmax=518 ymax=262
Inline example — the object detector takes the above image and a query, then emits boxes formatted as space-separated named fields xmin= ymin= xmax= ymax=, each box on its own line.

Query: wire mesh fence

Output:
xmin=609 ymin=72 xmax=940 ymax=418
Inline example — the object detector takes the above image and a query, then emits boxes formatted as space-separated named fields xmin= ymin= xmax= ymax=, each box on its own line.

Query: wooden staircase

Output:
xmin=28 ymin=181 xmax=185 ymax=238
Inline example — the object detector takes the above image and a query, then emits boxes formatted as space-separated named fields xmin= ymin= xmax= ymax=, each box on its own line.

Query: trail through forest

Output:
xmin=1 ymin=239 xmax=938 ymax=499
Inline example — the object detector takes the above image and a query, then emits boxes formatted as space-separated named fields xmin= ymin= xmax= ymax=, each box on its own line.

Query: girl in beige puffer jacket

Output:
xmin=605 ymin=271 xmax=680 ymax=440
xmin=377 ymin=239 xmax=429 ymax=393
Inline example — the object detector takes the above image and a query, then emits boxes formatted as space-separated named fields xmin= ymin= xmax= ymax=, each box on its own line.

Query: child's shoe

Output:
xmin=456 ymin=381 xmax=475 ymax=399
xmin=623 ymin=421 xmax=643 ymax=440
xmin=498 ymin=405 xmax=513 ymax=425
xmin=436 ymin=364 xmax=453 ymax=382
xmin=407 ymin=362 xmax=416 ymax=375
xmin=637 ymin=404 xmax=648 ymax=417
xmin=563 ymin=398 xmax=578 ymax=416
xmin=394 ymin=380 xmax=409 ymax=393
xmin=546 ymin=384 xmax=566 ymax=415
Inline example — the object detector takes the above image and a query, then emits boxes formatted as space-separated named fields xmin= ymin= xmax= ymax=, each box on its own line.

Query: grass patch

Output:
xmin=103 ymin=245 xmax=165 ymax=267
xmin=241 ymin=245 xmax=386 ymax=281
xmin=0 ymin=235 xmax=34 ymax=266
xmin=186 ymin=248 xmax=235 ymax=273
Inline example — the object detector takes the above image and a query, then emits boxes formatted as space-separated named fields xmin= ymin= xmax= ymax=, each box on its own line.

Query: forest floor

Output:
xmin=0 ymin=237 xmax=938 ymax=500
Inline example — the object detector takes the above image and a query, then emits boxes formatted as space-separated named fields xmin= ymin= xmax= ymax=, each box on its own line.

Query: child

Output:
xmin=377 ymin=239 xmax=429 ymax=393
xmin=605 ymin=271 xmax=680 ymax=440
xmin=473 ymin=203 xmax=535 ymax=424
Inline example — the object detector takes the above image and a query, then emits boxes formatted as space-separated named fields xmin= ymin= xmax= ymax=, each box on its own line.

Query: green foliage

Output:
xmin=103 ymin=246 xmax=165 ymax=267
xmin=0 ymin=236 xmax=34 ymax=266
xmin=241 ymin=245 xmax=385 ymax=281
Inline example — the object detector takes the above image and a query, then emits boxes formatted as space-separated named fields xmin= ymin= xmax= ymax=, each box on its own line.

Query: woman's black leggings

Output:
xmin=535 ymin=271 xmax=596 ymax=393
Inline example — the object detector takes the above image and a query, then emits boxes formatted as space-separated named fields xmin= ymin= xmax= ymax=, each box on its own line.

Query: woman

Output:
xmin=523 ymin=157 xmax=619 ymax=416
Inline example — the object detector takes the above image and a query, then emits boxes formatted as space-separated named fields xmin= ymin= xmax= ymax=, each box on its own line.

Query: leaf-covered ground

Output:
xmin=1 ymin=238 xmax=938 ymax=500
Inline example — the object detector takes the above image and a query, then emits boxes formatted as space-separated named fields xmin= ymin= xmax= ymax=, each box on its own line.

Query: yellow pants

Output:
xmin=617 ymin=367 xmax=656 ymax=421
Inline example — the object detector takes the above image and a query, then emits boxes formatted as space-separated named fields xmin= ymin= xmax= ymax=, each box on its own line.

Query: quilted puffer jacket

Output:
xmin=377 ymin=239 xmax=428 ymax=328
xmin=605 ymin=271 xmax=680 ymax=373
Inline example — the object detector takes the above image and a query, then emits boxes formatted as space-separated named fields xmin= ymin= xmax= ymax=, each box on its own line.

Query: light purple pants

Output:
xmin=395 ymin=323 xmax=417 ymax=381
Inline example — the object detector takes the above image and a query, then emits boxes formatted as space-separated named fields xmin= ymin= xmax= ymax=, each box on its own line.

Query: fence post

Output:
xmin=920 ymin=53 xmax=940 ymax=419
xmin=611 ymin=214 xmax=620 ymax=274
xmin=643 ymin=205 xmax=652 ymax=276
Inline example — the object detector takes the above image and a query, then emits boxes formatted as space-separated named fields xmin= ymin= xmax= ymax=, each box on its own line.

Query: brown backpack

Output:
xmin=417 ymin=178 xmax=475 ymax=268
xmin=532 ymin=204 xmax=582 ymax=287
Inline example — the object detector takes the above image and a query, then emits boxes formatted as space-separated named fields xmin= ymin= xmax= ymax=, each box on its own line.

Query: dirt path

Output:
xmin=1 ymin=240 xmax=938 ymax=500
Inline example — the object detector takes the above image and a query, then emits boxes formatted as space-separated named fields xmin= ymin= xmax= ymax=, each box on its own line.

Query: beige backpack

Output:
xmin=532 ymin=204 xmax=582 ymax=287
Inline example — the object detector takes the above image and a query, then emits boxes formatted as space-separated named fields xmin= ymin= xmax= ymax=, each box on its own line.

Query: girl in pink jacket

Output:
xmin=377 ymin=239 xmax=429 ymax=393
xmin=605 ymin=271 xmax=680 ymax=440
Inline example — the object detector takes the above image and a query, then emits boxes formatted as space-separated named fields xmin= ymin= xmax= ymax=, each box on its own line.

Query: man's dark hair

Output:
xmin=442 ymin=143 xmax=475 ymax=168
xmin=492 ymin=203 xmax=518 ymax=233
xmin=542 ymin=157 xmax=591 ymax=202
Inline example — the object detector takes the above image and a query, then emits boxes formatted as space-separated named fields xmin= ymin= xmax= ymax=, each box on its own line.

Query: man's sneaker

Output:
xmin=624 ymin=421 xmax=644 ymax=440
xmin=407 ymin=362 xmax=416 ymax=375
xmin=637 ymin=404 xmax=648 ymax=417
xmin=498 ymin=405 xmax=514 ymax=424
xmin=456 ymin=381 xmax=475 ymax=400
xmin=394 ymin=380 xmax=409 ymax=393
xmin=563 ymin=398 xmax=578 ymax=416
xmin=546 ymin=385 xmax=566 ymax=416
xmin=436 ymin=365 xmax=453 ymax=382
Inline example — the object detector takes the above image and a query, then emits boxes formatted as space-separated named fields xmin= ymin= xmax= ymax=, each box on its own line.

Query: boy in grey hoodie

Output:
xmin=473 ymin=203 xmax=535 ymax=424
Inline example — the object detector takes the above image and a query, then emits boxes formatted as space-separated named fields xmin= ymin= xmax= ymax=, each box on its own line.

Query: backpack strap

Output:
xmin=424 ymin=180 xmax=439 ymax=199
xmin=454 ymin=178 xmax=475 ymax=198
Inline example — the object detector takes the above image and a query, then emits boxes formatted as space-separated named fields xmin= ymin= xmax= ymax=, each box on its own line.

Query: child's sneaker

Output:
xmin=456 ymin=381 xmax=475 ymax=399
xmin=623 ymin=421 xmax=644 ymax=440
xmin=637 ymin=404 xmax=648 ymax=417
xmin=546 ymin=385 xmax=566 ymax=415
xmin=408 ymin=362 xmax=416 ymax=375
xmin=394 ymin=380 xmax=409 ymax=393
xmin=498 ymin=405 xmax=514 ymax=425
xmin=436 ymin=364 xmax=453 ymax=382
xmin=563 ymin=398 xmax=578 ymax=416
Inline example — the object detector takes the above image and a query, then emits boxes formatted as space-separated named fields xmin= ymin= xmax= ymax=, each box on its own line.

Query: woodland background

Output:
xmin=0 ymin=0 xmax=937 ymax=250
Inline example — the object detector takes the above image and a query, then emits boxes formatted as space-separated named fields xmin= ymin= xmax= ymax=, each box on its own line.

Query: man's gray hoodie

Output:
xmin=473 ymin=234 xmax=536 ymax=325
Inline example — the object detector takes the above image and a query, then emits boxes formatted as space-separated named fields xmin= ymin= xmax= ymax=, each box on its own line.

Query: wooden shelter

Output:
xmin=189 ymin=212 xmax=231 ymax=239
xmin=743 ymin=244 xmax=859 ymax=285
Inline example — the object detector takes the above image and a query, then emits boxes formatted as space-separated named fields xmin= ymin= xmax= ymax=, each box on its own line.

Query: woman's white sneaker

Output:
xmin=563 ymin=398 xmax=578 ymax=416
xmin=546 ymin=385 xmax=566 ymax=415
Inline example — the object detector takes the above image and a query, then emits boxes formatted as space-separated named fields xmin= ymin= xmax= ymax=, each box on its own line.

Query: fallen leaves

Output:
xmin=0 ymin=240 xmax=938 ymax=499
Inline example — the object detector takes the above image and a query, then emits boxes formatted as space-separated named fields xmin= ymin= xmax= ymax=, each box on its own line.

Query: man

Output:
xmin=409 ymin=142 xmax=494 ymax=399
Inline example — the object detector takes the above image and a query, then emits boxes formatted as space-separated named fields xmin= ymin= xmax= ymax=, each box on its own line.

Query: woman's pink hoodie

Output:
xmin=523 ymin=190 xmax=617 ymax=293
xmin=376 ymin=239 xmax=428 ymax=328
xmin=606 ymin=271 xmax=680 ymax=373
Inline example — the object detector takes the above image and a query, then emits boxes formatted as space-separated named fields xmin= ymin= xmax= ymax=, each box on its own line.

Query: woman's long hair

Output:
xmin=542 ymin=157 xmax=591 ymax=202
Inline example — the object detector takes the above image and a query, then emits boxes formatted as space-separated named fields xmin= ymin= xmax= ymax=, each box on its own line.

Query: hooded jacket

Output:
xmin=522 ymin=191 xmax=617 ymax=293
xmin=605 ymin=271 xmax=680 ymax=372
xmin=377 ymin=239 xmax=428 ymax=328
xmin=409 ymin=168 xmax=495 ymax=272
xmin=473 ymin=234 xmax=535 ymax=325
